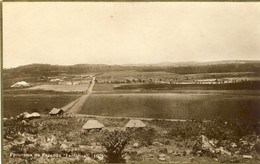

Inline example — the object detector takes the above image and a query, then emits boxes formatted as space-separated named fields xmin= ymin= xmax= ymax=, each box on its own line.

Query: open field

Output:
xmin=80 ymin=91 xmax=260 ymax=121
xmin=115 ymin=81 xmax=260 ymax=91
xmin=28 ymin=84 xmax=89 ymax=92
xmin=96 ymin=71 xmax=259 ymax=83
xmin=3 ymin=91 xmax=81 ymax=117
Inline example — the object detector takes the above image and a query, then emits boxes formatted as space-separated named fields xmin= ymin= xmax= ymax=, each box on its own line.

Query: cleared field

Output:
xmin=115 ymin=81 xmax=260 ymax=91
xmin=28 ymin=84 xmax=89 ymax=92
xmin=81 ymin=92 xmax=260 ymax=120
xmin=93 ymin=84 xmax=115 ymax=92
xmin=3 ymin=93 xmax=81 ymax=117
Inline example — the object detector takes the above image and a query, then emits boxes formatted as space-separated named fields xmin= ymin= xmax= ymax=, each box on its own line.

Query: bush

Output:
xmin=101 ymin=130 xmax=131 ymax=163
xmin=3 ymin=118 xmax=38 ymax=140
xmin=129 ymin=128 xmax=156 ymax=146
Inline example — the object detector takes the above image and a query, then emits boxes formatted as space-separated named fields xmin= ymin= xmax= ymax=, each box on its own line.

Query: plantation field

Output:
xmin=93 ymin=84 xmax=115 ymax=92
xmin=97 ymin=71 xmax=258 ymax=81
xmin=3 ymin=93 xmax=81 ymax=117
xmin=115 ymin=81 xmax=260 ymax=91
xmin=81 ymin=91 xmax=260 ymax=120
xmin=28 ymin=84 xmax=89 ymax=92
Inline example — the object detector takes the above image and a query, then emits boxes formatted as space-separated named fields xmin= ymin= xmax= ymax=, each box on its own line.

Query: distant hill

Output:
xmin=3 ymin=60 xmax=260 ymax=78
xmin=124 ymin=60 xmax=260 ymax=67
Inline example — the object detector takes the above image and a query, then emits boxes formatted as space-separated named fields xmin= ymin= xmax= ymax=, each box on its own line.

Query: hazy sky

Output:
xmin=3 ymin=2 xmax=260 ymax=68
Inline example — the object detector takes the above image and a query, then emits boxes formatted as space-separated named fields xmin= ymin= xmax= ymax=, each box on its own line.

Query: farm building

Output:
xmin=82 ymin=120 xmax=104 ymax=130
xmin=11 ymin=81 xmax=31 ymax=88
xmin=125 ymin=119 xmax=146 ymax=128
xmin=49 ymin=108 xmax=64 ymax=116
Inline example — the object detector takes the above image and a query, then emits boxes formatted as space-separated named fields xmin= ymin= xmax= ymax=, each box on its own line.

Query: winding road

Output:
xmin=62 ymin=77 xmax=96 ymax=113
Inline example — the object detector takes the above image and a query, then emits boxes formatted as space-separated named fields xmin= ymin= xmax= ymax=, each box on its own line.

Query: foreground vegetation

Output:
xmin=3 ymin=114 xmax=260 ymax=163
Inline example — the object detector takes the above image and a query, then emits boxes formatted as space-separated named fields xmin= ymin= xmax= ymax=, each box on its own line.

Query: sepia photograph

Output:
xmin=2 ymin=2 xmax=260 ymax=163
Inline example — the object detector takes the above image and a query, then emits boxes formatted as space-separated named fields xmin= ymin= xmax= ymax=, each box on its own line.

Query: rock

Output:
xmin=95 ymin=153 xmax=104 ymax=161
xmin=46 ymin=135 xmax=57 ymax=144
xmin=209 ymin=139 xmax=218 ymax=145
xmin=215 ymin=147 xmax=231 ymax=156
xmin=230 ymin=142 xmax=237 ymax=148
xmin=84 ymin=157 xmax=96 ymax=163
xmin=133 ymin=142 xmax=140 ymax=148
xmin=192 ymin=135 xmax=216 ymax=155
xmin=42 ymin=142 xmax=52 ymax=150
xmin=173 ymin=151 xmax=182 ymax=156
xmin=243 ymin=155 xmax=253 ymax=159
xmin=13 ymin=140 xmax=25 ymax=145
xmin=159 ymin=157 xmax=166 ymax=161
xmin=21 ymin=120 xmax=28 ymax=125
xmin=60 ymin=143 xmax=68 ymax=150
xmin=159 ymin=153 xmax=166 ymax=158
xmin=153 ymin=142 xmax=163 ymax=146
xmin=167 ymin=150 xmax=173 ymax=154
xmin=158 ymin=154 xmax=167 ymax=161
xmin=185 ymin=150 xmax=191 ymax=155
xmin=79 ymin=145 xmax=88 ymax=150
xmin=148 ymin=154 xmax=154 ymax=159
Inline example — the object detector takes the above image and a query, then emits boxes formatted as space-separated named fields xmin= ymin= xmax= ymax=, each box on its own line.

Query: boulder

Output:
xmin=158 ymin=153 xmax=167 ymax=161
xmin=230 ymin=142 xmax=237 ymax=148
xmin=60 ymin=143 xmax=68 ymax=150
xmin=133 ymin=143 xmax=140 ymax=148
xmin=153 ymin=142 xmax=163 ymax=146
xmin=243 ymin=155 xmax=253 ymax=159
xmin=215 ymin=147 xmax=231 ymax=156
xmin=192 ymin=135 xmax=216 ymax=155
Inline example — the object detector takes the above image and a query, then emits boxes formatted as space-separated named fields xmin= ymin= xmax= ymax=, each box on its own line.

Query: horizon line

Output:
xmin=3 ymin=59 xmax=260 ymax=69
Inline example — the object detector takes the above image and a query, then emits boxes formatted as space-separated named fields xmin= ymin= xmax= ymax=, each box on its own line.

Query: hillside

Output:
xmin=3 ymin=61 xmax=260 ymax=78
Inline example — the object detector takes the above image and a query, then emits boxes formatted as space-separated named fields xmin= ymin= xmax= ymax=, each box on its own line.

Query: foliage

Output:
xmin=167 ymin=121 xmax=202 ymax=140
xmin=3 ymin=118 xmax=38 ymax=140
xmin=129 ymin=128 xmax=156 ymax=146
xmin=101 ymin=130 xmax=131 ymax=163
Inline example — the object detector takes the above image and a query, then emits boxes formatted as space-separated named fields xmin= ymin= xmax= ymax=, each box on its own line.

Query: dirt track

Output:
xmin=62 ymin=77 xmax=95 ymax=113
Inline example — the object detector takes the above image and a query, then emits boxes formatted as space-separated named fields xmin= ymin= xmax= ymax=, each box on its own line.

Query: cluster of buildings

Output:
xmin=95 ymin=77 xmax=245 ymax=85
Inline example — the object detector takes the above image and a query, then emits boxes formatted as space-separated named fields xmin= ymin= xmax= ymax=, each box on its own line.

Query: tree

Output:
xmin=101 ymin=130 xmax=131 ymax=163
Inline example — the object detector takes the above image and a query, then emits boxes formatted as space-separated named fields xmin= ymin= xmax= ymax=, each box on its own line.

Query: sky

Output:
xmin=3 ymin=2 xmax=260 ymax=68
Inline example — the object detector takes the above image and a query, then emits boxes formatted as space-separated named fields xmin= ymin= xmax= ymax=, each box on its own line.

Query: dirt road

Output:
xmin=62 ymin=77 xmax=96 ymax=113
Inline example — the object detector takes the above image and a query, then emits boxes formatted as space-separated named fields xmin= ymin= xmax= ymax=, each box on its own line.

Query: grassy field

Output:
xmin=28 ymin=84 xmax=89 ymax=92
xmin=115 ymin=81 xmax=260 ymax=91
xmin=97 ymin=71 xmax=258 ymax=82
xmin=3 ymin=91 xmax=81 ymax=117
xmin=80 ymin=92 xmax=260 ymax=121
xmin=93 ymin=84 xmax=115 ymax=92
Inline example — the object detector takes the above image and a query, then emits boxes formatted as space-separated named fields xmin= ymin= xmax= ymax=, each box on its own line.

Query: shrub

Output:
xmin=3 ymin=118 xmax=38 ymax=140
xmin=101 ymin=130 xmax=131 ymax=163
xmin=129 ymin=128 xmax=156 ymax=146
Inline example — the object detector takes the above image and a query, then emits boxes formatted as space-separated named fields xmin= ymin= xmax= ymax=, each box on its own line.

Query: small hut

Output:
xmin=125 ymin=119 xmax=146 ymax=128
xmin=49 ymin=108 xmax=64 ymax=116
xmin=11 ymin=81 xmax=31 ymax=88
xmin=82 ymin=120 xmax=104 ymax=131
